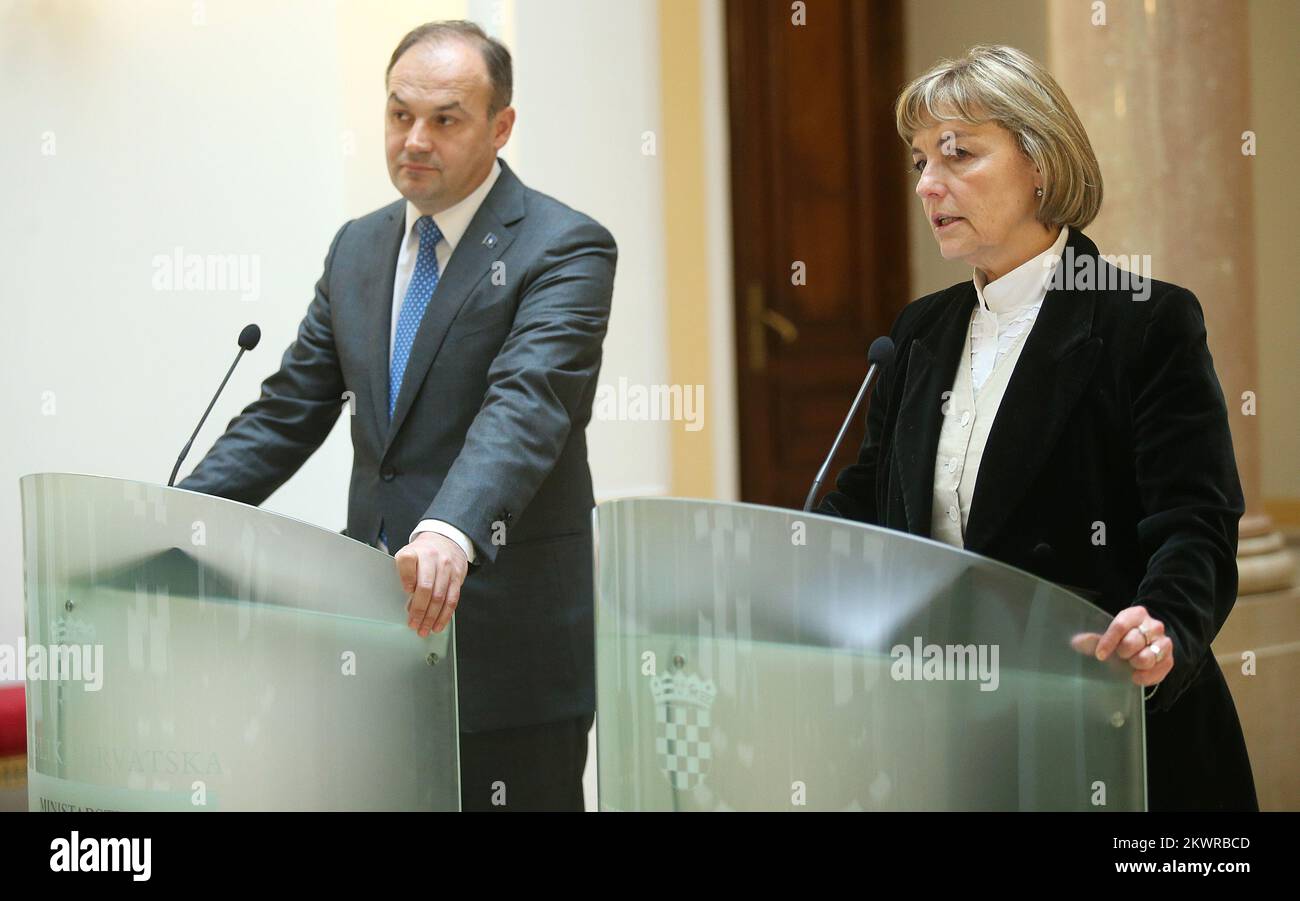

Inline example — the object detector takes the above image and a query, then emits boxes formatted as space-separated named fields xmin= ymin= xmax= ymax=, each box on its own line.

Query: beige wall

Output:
xmin=661 ymin=0 xmax=739 ymax=500
xmin=1249 ymin=0 xmax=1300 ymax=510
xmin=660 ymin=0 xmax=715 ymax=499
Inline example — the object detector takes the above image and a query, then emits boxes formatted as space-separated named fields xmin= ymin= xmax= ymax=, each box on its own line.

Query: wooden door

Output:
xmin=726 ymin=0 xmax=909 ymax=507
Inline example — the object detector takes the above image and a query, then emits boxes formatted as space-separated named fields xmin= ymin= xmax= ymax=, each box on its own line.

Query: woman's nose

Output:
xmin=915 ymin=166 xmax=945 ymax=199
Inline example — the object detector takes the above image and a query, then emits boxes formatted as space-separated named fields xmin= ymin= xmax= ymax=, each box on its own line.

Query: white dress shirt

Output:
xmin=930 ymin=225 xmax=1069 ymax=546
xmin=395 ymin=159 xmax=502 ymax=563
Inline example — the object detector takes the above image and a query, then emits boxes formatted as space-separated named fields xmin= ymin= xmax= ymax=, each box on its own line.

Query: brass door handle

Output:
xmin=747 ymin=283 xmax=799 ymax=371
xmin=761 ymin=309 xmax=799 ymax=342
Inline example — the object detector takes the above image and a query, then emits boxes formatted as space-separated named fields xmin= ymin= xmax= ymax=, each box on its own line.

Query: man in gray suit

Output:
xmin=178 ymin=21 xmax=616 ymax=811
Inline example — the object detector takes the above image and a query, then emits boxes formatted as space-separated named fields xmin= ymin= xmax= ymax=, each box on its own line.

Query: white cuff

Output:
xmin=410 ymin=519 xmax=476 ymax=564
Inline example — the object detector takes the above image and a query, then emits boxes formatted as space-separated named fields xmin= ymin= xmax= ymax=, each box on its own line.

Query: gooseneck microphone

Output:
xmin=167 ymin=324 xmax=261 ymax=488
xmin=802 ymin=335 xmax=895 ymax=512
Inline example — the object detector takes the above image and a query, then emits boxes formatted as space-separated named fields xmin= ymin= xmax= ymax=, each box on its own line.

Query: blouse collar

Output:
xmin=973 ymin=225 xmax=1070 ymax=314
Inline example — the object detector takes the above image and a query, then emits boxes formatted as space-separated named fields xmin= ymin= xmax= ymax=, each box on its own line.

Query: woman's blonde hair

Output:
xmin=895 ymin=45 xmax=1102 ymax=229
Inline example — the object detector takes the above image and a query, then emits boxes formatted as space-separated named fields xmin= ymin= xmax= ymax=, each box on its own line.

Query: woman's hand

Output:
xmin=1094 ymin=604 xmax=1175 ymax=687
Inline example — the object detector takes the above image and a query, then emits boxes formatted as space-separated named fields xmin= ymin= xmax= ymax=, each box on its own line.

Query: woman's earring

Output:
xmin=1035 ymin=187 xmax=1044 ymax=197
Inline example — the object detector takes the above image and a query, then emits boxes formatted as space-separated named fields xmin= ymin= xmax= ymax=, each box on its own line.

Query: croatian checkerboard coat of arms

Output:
xmin=649 ymin=670 xmax=717 ymax=790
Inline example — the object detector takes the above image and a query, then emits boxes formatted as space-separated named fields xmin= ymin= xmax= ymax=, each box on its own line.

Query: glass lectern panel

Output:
xmin=594 ymin=498 xmax=1144 ymax=811
xmin=20 ymin=473 xmax=458 ymax=811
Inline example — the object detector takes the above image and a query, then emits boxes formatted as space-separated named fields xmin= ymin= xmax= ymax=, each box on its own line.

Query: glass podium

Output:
xmin=593 ymin=498 xmax=1146 ymax=811
xmin=19 ymin=473 xmax=459 ymax=811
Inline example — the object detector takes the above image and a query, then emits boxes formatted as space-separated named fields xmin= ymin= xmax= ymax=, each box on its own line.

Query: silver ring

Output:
xmin=1137 ymin=622 xmax=1152 ymax=645
xmin=1151 ymin=640 xmax=1164 ymax=663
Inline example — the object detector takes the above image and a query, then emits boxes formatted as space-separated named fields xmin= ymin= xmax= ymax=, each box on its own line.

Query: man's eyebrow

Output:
xmin=386 ymin=93 xmax=467 ymax=115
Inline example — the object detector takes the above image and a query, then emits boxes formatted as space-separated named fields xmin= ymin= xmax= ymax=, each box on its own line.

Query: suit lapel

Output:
xmin=962 ymin=232 xmax=1102 ymax=554
xmin=363 ymin=201 xmax=406 ymax=446
xmin=384 ymin=158 xmax=525 ymax=452
xmin=892 ymin=287 xmax=976 ymax=537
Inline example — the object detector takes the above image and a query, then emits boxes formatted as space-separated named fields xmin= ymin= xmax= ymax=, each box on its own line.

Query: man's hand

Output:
xmin=395 ymin=532 xmax=469 ymax=637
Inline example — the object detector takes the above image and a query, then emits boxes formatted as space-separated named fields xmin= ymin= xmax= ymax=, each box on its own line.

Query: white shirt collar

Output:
xmin=973 ymin=225 xmax=1070 ymax=314
xmin=403 ymin=158 xmax=502 ymax=252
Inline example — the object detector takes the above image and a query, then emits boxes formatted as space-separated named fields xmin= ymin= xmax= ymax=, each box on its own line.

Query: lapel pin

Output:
xmin=482 ymin=232 xmax=498 ymax=248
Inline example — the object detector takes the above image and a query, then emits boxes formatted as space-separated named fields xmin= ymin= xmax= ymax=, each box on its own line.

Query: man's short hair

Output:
xmin=387 ymin=20 xmax=513 ymax=118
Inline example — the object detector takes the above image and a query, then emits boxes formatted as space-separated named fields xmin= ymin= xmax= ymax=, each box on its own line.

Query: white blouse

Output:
xmin=930 ymin=226 xmax=1070 ymax=547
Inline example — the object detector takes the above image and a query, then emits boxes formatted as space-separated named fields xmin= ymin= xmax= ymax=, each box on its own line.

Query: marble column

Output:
xmin=1048 ymin=0 xmax=1294 ymax=594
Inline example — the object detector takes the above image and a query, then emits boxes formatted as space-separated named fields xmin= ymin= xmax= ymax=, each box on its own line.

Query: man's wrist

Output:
xmin=411 ymin=519 xmax=477 ymax=564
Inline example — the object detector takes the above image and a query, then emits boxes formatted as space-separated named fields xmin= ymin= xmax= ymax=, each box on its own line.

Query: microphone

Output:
xmin=167 ymin=324 xmax=261 ymax=488
xmin=802 ymin=335 xmax=895 ymax=512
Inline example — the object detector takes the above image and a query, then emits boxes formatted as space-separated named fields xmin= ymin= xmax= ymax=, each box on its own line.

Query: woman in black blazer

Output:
xmin=819 ymin=45 xmax=1257 ymax=811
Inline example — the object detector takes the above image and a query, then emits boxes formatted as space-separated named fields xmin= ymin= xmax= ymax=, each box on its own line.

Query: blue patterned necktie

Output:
xmin=390 ymin=215 xmax=443 ymax=418
xmin=379 ymin=214 xmax=442 ymax=551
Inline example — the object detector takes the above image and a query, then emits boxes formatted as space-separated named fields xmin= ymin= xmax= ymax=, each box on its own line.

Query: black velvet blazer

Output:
xmin=819 ymin=227 xmax=1257 ymax=811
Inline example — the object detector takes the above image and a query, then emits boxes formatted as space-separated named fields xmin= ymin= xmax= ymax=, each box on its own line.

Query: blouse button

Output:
xmin=960 ymin=411 xmax=971 ymax=427
xmin=947 ymin=505 xmax=959 ymax=522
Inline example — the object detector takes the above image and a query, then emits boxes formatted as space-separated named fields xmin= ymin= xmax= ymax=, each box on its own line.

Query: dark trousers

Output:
xmin=457 ymin=711 xmax=594 ymax=811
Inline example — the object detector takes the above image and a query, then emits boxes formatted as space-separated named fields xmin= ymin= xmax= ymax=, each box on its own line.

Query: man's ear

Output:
xmin=492 ymin=106 xmax=516 ymax=151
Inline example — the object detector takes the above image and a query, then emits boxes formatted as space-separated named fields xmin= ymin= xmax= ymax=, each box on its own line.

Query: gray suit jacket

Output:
xmin=178 ymin=158 xmax=617 ymax=731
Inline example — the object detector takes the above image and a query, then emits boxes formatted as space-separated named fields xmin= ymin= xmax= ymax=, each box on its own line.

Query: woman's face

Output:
xmin=910 ymin=118 xmax=1055 ymax=282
